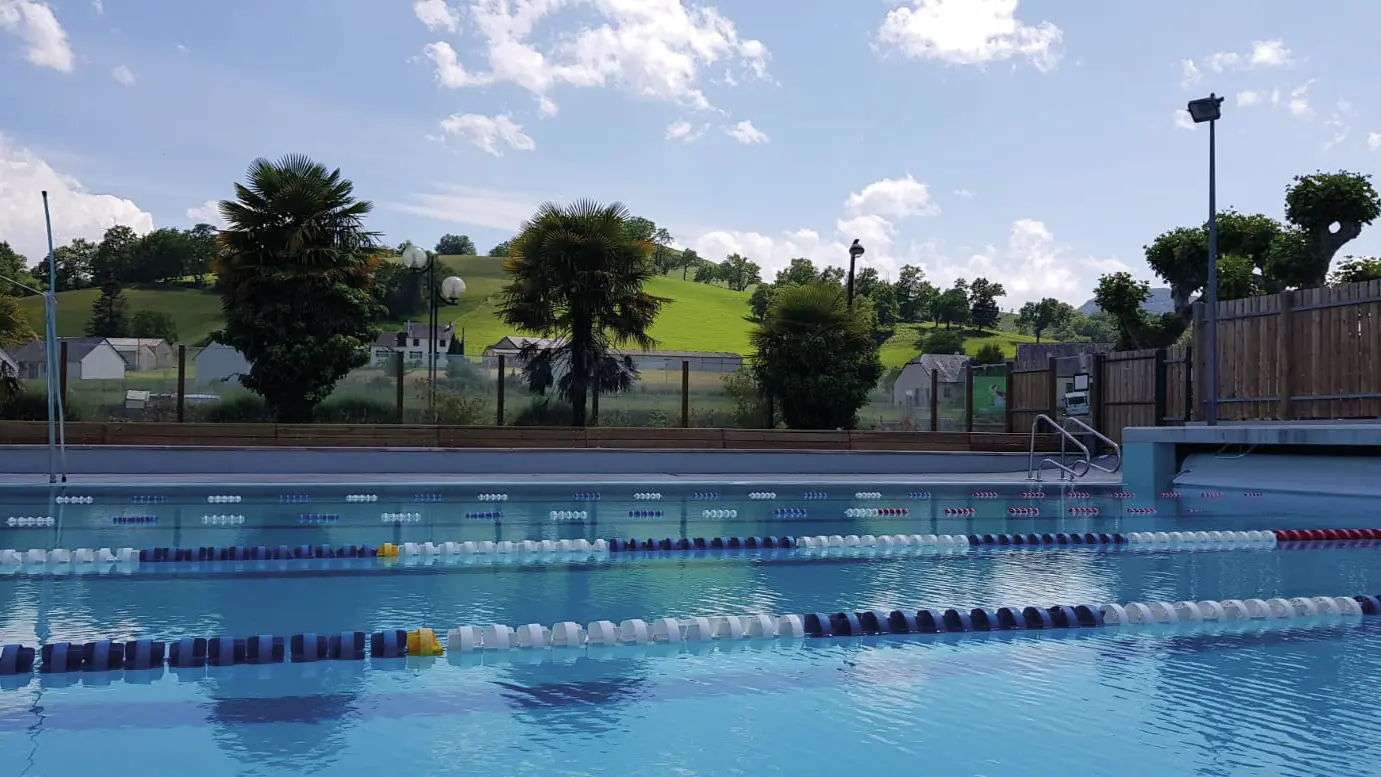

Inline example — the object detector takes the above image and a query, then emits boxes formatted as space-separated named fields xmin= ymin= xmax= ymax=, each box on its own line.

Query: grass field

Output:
xmin=17 ymin=255 xmax=1034 ymax=372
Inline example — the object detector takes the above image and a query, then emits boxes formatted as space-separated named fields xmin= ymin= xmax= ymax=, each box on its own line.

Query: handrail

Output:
xmin=1063 ymin=416 xmax=1122 ymax=474
xmin=1027 ymin=414 xmax=1092 ymax=482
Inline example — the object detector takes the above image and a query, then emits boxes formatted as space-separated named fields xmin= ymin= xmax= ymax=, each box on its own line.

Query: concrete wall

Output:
xmin=0 ymin=445 xmax=1037 ymax=476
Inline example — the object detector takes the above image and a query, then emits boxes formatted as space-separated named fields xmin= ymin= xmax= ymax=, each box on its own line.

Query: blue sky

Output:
xmin=2 ymin=0 xmax=1379 ymax=307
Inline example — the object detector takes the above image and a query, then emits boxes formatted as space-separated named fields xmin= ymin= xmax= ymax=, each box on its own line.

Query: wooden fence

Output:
xmin=1004 ymin=279 xmax=1381 ymax=442
xmin=0 ymin=421 xmax=1063 ymax=452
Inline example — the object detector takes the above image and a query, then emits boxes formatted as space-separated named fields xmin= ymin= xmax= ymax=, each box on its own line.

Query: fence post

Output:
xmin=1003 ymin=360 xmax=1014 ymax=433
xmin=590 ymin=387 xmax=600 ymax=426
xmin=1276 ymin=291 xmax=1294 ymax=420
xmin=394 ymin=352 xmax=404 ymax=424
xmin=176 ymin=345 xmax=186 ymax=422
xmin=496 ymin=355 xmax=506 ymax=426
xmin=1045 ymin=356 xmax=1058 ymax=418
xmin=1182 ymin=343 xmax=1193 ymax=422
xmin=928 ymin=367 xmax=939 ymax=432
xmin=963 ymin=363 xmax=974 ymax=432
xmin=58 ymin=340 xmax=68 ymax=411
xmin=1153 ymin=348 xmax=1168 ymax=426
xmin=680 ymin=360 xmax=690 ymax=428
xmin=764 ymin=392 xmax=774 ymax=429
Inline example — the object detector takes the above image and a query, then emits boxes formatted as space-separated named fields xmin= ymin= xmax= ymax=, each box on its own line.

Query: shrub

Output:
xmin=916 ymin=329 xmax=966 ymax=355
xmin=972 ymin=343 xmax=1005 ymax=365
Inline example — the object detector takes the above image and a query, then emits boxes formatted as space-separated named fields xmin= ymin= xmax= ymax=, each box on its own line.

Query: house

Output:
xmin=11 ymin=337 xmax=127 ymax=380
xmin=0 ymin=346 xmax=15 ymax=376
xmin=105 ymin=338 xmax=175 ymax=372
xmin=481 ymin=335 xmax=743 ymax=373
xmin=194 ymin=343 xmax=250 ymax=387
xmin=892 ymin=353 xmax=971 ymax=410
xmin=371 ymin=322 xmax=455 ymax=367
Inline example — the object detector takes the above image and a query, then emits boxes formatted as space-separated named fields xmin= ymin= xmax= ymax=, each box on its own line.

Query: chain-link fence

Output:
xmin=4 ymin=341 xmax=1011 ymax=431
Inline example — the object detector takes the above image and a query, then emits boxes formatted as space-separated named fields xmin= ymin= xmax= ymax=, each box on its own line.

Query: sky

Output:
xmin=2 ymin=0 xmax=1380 ymax=308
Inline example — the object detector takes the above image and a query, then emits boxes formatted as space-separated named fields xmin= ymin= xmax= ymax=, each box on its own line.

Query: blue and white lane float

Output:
xmin=0 ymin=530 xmax=1310 ymax=575
xmin=2 ymin=595 xmax=1378 ymax=680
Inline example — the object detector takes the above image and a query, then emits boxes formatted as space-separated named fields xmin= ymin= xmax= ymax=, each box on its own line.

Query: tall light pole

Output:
xmin=401 ymin=244 xmax=465 ymax=413
xmin=847 ymin=239 xmax=865 ymax=308
xmin=1187 ymin=93 xmax=1225 ymax=426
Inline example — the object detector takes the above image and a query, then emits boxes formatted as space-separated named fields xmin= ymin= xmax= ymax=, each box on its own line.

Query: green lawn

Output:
xmin=17 ymin=286 xmax=225 ymax=344
xmin=434 ymin=255 xmax=756 ymax=355
xmin=878 ymin=322 xmax=1040 ymax=368
xmin=19 ymin=255 xmax=1035 ymax=368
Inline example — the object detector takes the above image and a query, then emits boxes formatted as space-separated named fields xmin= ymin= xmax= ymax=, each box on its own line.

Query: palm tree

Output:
xmin=214 ymin=154 xmax=384 ymax=423
xmin=751 ymin=282 xmax=883 ymax=429
xmin=498 ymin=199 xmax=668 ymax=426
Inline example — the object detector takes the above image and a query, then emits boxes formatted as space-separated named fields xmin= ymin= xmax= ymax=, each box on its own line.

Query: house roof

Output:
xmin=0 ymin=347 xmax=15 ymax=367
xmin=403 ymin=322 xmax=453 ymax=340
xmin=104 ymin=338 xmax=169 ymax=350
xmin=11 ymin=337 xmax=112 ymax=363
xmin=903 ymin=353 xmax=972 ymax=382
xmin=482 ymin=336 xmax=741 ymax=360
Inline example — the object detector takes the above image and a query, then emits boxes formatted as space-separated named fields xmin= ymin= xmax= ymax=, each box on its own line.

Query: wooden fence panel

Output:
xmin=1007 ymin=366 xmax=1051 ymax=434
xmin=1098 ymin=349 xmax=1159 ymax=444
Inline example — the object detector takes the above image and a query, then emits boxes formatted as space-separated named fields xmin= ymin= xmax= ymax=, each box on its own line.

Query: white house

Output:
xmin=194 ymin=343 xmax=250 ymax=387
xmin=371 ymin=322 xmax=455 ymax=367
xmin=0 ymin=346 xmax=15 ymax=376
xmin=892 ymin=353 xmax=971 ymax=410
xmin=105 ymin=338 xmax=175 ymax=371
xmin=11 ymin=337 xmax=127 ymax=380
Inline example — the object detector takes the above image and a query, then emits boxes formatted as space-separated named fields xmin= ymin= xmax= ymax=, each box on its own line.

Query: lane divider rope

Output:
xmin=4 ymin=594 xmax=1375 ymax=678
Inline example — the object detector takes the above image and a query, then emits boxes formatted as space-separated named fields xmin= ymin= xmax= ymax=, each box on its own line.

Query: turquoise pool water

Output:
xmin=1 ymin=482 xmax=1378 ymax=775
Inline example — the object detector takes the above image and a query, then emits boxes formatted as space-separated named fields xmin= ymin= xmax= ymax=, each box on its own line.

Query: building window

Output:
xmin=412 ymin=338 xmax=420 ymax=347
xmin=408 ymin=351 xmax=423 ymax=361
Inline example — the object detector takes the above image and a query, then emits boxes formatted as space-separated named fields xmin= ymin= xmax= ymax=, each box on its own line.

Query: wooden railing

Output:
xmin=0 ymin=421 xmax=1063 ymax=452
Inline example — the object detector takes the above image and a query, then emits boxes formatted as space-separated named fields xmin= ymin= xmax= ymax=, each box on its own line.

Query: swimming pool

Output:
xmin=2 ymin=480 xmax=1379 ymax=776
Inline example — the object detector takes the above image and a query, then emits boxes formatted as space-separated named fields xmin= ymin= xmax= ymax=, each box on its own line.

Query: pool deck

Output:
xmin=0 ymin=470 xmax=1122 ymax=487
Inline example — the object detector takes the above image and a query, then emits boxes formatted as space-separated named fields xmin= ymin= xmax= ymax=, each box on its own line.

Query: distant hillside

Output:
xmin=1079 ymin=287 xmax=1174 ymax=316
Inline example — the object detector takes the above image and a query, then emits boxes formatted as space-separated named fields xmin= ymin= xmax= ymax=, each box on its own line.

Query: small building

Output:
xmin=11 ymin=337 xmax=127 ymax=380
xmin=194 ymin=343 xmax=250 ymax=387
xmin=892 ymin=353 xmax=971 ymax=409
xmin=1014 ymin=342 xmax=1112 ymax=372
xmin=371 ymin=322 xmax=455 ymax=367
xmin=480 ymin=335 xmax=743 ymax=373
xmin=105 ymin=338 xmax=175 ymax=372
xmin=0 ymin=346 xmax=15 ymax=376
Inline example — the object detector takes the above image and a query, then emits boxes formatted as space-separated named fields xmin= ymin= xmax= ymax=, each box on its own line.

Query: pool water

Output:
xmin=1 ymin=481 xmax=1378 ymax=776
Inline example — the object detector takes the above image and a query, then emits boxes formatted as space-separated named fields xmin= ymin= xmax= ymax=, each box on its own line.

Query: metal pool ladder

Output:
xmin=1027 ymin=414 xmax=1123 ymax=482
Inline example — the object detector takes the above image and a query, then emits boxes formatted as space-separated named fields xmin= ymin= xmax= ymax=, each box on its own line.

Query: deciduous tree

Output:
xmin=434 ymin=234 xmax=476 ymax=256
xmin=1016 ymin=298 xmax=1075 ymax=342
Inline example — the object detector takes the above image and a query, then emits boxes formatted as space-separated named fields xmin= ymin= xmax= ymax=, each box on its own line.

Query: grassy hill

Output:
xmin=17 ymin=255 xmax=1033 ymax=369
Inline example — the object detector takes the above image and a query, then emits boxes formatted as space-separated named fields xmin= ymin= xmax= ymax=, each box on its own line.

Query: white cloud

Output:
xmin=185 ymin=200 xmax=227 ymax=229
xmin=387 ymin=185 xmax=539 ymax=231
xmin=1236 ymin=90 xmax=1260 ymax=107
xmin=0 ymin=135 xmax=154 ymax=263
xmin=953 ymin=188 xmax=974 ymax=198
xmin=1288 ymin=81 xmax=1312 ymax=117
xmin=111 ymin=65 xmax=136 ymax=86
xmin=1208 ymin=39 xmax=1294 ymax=72
xmin=724 ymin=119 xmax=768 ymax=145
xmin=691 ymin=228 xmax=853 ymax=278
xmin=437 ymin=113 xmax=535 ymax=156
xmin=927 ymin=219 xmax=1130 ymax=306
xmin=877 ymin=0 xmax=1063 ymax=71
xmin=536 ymin=96 xmax=558 ymax=118
xmin=1179 ymin=58 xmax=1201 ymax=88
xmin=413 ymin=0 xmax=460 ymax=32
xmin=844 ymin=175 xmax=938 ymax=220
xmin=417 ymin=0 xmax=769 ymax=118
xmin=91 ymin=0 xmax=102 ymax=12
xmin=0 ymin=0 xmax=74 ymax=72
xmin=1323 ymin=99 xmax=1355 ymax=150
xmin=1173 ymin=109 xmax=1196 ymax=131
xmin=1369 ymin=132 xmax=1381 ymax=152
xmin=665 ymin=120 xmax=705 ymax=143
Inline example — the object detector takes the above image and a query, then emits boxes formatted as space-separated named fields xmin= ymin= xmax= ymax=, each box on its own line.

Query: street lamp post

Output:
xmin=401 ymin=245 xmax=465 ymax=412
xmin=1187 ymin=93 xmax=1225 ymax=426
xmin=847 ymin=239 xmax=865 ymax=308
